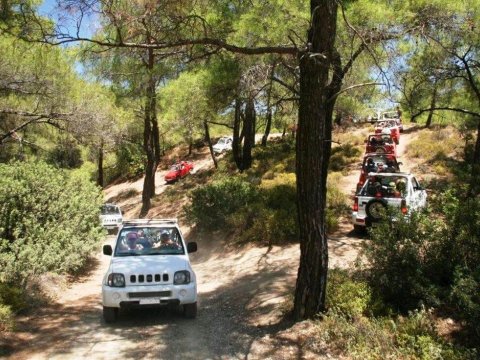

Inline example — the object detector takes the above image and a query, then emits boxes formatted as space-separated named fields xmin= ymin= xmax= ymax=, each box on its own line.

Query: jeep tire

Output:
xmin=366 ymin=199 xmax=388 ymax=221
xmin=184 ymin=302 xmax=197 ymax=319
xmin=103 ymin=306 xmax=118 ymax=323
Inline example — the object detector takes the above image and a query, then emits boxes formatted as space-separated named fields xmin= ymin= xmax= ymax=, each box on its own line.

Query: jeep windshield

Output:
xmin=114 ymin=227 xmax=185 ymax=256
xmin=101 ymin=205 xmax=121 ymax=215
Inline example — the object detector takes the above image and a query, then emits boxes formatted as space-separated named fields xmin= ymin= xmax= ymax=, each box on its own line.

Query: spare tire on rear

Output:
xmin=366 ymin=198 xmax=388 ymax=221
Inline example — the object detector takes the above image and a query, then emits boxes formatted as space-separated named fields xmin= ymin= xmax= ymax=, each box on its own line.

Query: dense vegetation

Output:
xmin=0 ymin=161 xmax=104 ymax=330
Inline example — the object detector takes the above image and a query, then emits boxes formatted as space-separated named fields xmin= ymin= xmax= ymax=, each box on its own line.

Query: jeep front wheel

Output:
xmin=184 ymin=302 xmax=197 ymax=319
xmin=103 ymin=306 xmax=118 ymax=323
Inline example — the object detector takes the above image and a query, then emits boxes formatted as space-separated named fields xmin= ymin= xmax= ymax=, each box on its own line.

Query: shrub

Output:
xmin=185 ymin=176 xmax=257 ymax=229
xmin=313 ymin=309 xmax=475 ymax=360
xmin=364 ymin=210 xmax=446 ymax=312
xmin=329 ymin=143 xmax=362 ymax=172
xmin=0 ymin=304 xmax=13 ymax=331
xmin=231 ymin=173 xmax=298 ymax=244
xmin=0 ymin=161 xmax=104 ymax=284
xmin=326 ymin=269 xmax=371 ymax=319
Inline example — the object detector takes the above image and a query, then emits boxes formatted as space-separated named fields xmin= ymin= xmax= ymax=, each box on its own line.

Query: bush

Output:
xmin=326 ymin=269 xmax=371 ymax=319
xmin=0 ymin=304 xmax=13 ymax=331
xmin=0 ymin=161 xmax=105 ymax=284
xmin=230 ymin=173 xmax=298 ymax=245
xmin=313 ymin=309 xmax=475 ymax=360
xmin=185 ymin=176 xmax=257 ymax=230
xmin=364 ymin=189 xmax=480 ymax=337
xmin=329 ymin=143 xmax=362 ymax=172
xmin=365 ymin=209 xmax=446 ymax=311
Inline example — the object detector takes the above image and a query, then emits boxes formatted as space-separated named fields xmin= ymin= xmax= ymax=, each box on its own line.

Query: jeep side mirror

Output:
xmin=103 ymin=245 xmax=113 ymax=256
xmin=398 ymin=162 xmax=403 ymax=166
xmin=187 ymin=242 xmax=198 ymax=253
xmin=364 ymin=139 xmax=368 ymax=143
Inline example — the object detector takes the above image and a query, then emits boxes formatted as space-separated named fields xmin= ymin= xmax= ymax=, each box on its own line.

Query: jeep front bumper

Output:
xmin=102 ymin=283 xmax=197 ymax=308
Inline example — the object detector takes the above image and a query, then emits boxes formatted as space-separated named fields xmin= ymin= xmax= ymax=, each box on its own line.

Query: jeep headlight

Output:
xmin=107 ymin=273 xmax=125 ymax=287
xmin=174 ymin=271 xmax=191 ymax=285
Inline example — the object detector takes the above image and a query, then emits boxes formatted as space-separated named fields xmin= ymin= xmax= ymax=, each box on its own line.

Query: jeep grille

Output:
xmin=129 ymin=273 xmax=169 ymax=284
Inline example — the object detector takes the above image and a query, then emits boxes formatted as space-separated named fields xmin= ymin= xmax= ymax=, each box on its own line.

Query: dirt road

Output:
xmin=1 ymin=128 xmax=419 ymax=359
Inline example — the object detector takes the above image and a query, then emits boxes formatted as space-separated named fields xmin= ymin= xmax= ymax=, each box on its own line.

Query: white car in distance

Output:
xmin=102 ymin=219 xmax=198 ymax=323
xmin=100 ymin=204 xmax=123 ymax=232
xmin=213 ymin=136 xmax=233 ymax=154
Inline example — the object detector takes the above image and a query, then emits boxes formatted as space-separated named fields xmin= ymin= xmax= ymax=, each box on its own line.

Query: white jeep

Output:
xmin=101 ymin=219 xmax=198 ymax=323
xmin=99 ymin=203 xmax=123 ymax=232
xmin=352 ymin=173 xmax=427 ymax=231
xmin=212 ymin=136 xmax=233 ymax=154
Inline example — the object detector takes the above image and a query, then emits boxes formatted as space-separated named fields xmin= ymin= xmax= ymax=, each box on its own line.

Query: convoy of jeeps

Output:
xmin=352 ymin=112 xmax=427 ymax=231
xmin=100 ymin=116 xmax=426 ymax=323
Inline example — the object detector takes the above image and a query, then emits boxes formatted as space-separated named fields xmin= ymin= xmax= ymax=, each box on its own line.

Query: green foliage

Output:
xmin=0 ymin=161 xmax=105 ymax=284
xmin=115 ymin=142 xmax=145 ymax=179
xmin=185 ymin=176 xmax=258 ymax=230
xmin=314 ymin=309 xmax=475 ymax=360
xmin=365 ymin=188 xmax=480 ymax=336
xmin=229 ymin=173 xmax=298 ymax=245
xmin=329 ymin=143 xmax=362 ymax=172
xmin=327 ymin=269 xmax=371 ymax=319
xmin=0 ymin=304 xmax=14 ymax=332
xmin=46 ymin=140 xmax=83 ymax=169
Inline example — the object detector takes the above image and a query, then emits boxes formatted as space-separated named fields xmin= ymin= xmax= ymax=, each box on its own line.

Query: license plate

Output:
xmin=139 ymin=298 xmax=160 ymax=305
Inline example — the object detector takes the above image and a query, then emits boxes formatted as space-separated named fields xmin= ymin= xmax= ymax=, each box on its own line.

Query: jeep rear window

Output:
xmin=114 ymin=227 xmax=185 ymax=256
xmin=361 ymin=175 xmax=409 ymax=198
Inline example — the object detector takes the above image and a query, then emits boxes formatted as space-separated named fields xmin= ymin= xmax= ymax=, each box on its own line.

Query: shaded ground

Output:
xmin=1 ymin=128 xmax=419 ymax=359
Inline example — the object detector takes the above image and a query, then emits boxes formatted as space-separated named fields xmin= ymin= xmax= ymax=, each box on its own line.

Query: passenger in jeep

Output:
xmin=159 ymin=232 xmax=181 ymax=250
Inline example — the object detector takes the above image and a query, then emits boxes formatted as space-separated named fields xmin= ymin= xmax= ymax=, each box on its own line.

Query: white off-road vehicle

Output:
xmin=212 ymin=136 xmax=233 ymax=154
xmin=99 ymin=203 xmax=123 ymax=232
xmin=101 ymin=219 xmax=198 ymax=323
xmin=352 ymin=173 xmax=427 ymax=231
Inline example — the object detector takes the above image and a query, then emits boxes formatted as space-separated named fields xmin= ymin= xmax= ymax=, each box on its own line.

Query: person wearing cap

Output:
xmin=122 ymin=232 xmax=143 ymax=251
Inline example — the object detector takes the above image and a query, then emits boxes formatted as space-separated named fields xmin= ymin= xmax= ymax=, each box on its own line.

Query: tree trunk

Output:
xmin=204 ymin=120 xmax=218 ymax=169
xmin=262 ymin=109 xmax=272 ymax=146
xmin=425 ymin=86 xmax=437 ymax=128
xmin=97 ymin=139 xmax=104 ymax=188
xmin=470 ymin=118 xmax=480 ymax=196
xmin=242 ymin=98 xmax=255 ymax=170
xmin=293 ymin=0 xmax=338 ymax=320
xmin=232 ymin=98 xmax=243 ymax=170
xmin=141 ymin=48 xmax=158 ymax=216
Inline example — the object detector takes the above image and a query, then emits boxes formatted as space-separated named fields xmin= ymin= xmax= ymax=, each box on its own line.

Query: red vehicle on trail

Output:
xmin=374 ymin=119 xmax=400 ymax=144
xmin=365 ymin=134 xmax=397 ymax=155
xmin=356 ymin=153 xmax=402 ymax=192
xmin=164 ymin=161 xmax=194 ymax=183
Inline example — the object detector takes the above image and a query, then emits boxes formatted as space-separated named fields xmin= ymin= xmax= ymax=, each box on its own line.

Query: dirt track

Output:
xmin=0 ymin=128 xmax=420 ymax=359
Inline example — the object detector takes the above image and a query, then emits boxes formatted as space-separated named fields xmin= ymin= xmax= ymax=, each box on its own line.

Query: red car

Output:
xmin=356 ymin=153 xmax=402 ymax=192
xmin=365 ymin=134 xmax=397 ymax=155
xmin=374 ymin=119 xmax=400 ymax=144
xmin=164 ymin=161 xmax=194 ymax=183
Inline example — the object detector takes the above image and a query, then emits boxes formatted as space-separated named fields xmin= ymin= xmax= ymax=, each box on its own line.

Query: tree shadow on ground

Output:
xmin=2 ymin=257 xmax=334 ymax=359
